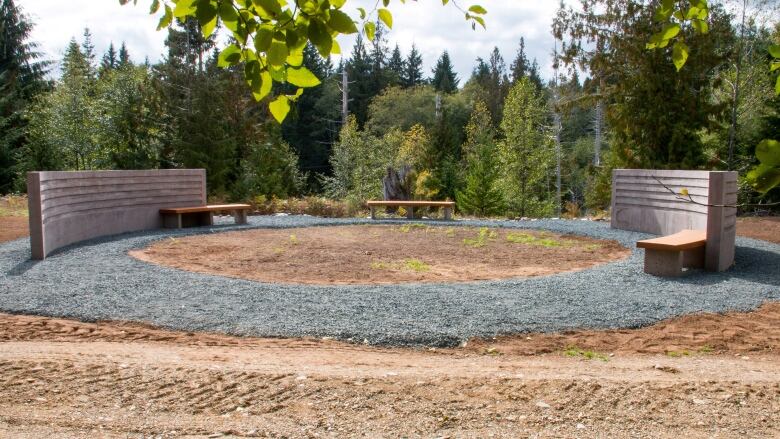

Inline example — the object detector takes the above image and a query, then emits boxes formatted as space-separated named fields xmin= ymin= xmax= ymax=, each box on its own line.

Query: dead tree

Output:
xmin=382 ymin=165 xmax=413 ymax=213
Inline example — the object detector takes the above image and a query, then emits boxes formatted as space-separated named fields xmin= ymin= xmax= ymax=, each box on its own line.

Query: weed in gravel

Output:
xmin=463 ymin=228 xmax=497 ymax=248
xmin=564 ymin=345 xmax=609 ymax=362
xmin=289 ymin=234 xmax=299 ymax=245
xmin=506 ymin=232 xmax=578 ymax=248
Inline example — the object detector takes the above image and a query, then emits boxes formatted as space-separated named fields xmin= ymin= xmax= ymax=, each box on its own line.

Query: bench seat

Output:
xmin=366 ymin=200 xmax=455 ymax=220
xmin=160 ymin=204 xmax=251 ymax=229
xmin=636 ymin=229 xmax=706 ymax=277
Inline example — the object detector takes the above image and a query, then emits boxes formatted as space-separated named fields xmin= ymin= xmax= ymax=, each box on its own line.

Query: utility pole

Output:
xmin=341 ymin=69 xmax=349 ymax=125
xmin=593 ymin=89 xmax=603 ymax=167
xmin=552 ymin=42 xmax=562 ymax=218
xmin=435 ymin=93 xmax=442 ymax=119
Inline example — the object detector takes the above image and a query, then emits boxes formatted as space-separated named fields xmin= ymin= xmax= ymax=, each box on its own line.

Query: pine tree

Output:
xmin=457 ymin=100 xmax=503 ymax=216
xmin=431 ymin=51 xmax=459 ymax=93
xmin=0 ymin=0 xmax=49 ymax=192
xmin=118 ymin=42 xmax=131 ymax=69
xmin=99 ymin=42 xmax=117 ymax=75
xmin=510 ymin=38 xmax=530 ymax=84
xmin=387 ymin=44 xmax=405 ymax=86
xmin=346 ymin=34 xmax=373 ymax=126
xmin=80 ymin=28 xmax=96 ymax=78
xmin=402 ymin=44 xmax=424 ymax=88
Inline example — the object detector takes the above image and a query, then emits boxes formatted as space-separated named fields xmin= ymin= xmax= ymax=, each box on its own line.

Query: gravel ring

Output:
xmin=1 ymin=216 xmax=779 ymax=347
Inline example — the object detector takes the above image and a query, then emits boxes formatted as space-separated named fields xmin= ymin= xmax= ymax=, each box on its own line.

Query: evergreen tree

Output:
xmin=387 ymin=44 xmax=405 ymax=86
xmin=100 ymin=42 xmax=117 ymax=75
xmin=345 ymin=34 xmax=373 ymax=126
xmin=499 ymin=77 xmax=554 ymax=217
xmin=402 ymin=44 xmax=424 ymax=88
xmin=457 ymin=100 xmax=503 ymax=216
xmin=510 ymin=38 xmax=530 ymax=84
xmin=431 ymin=51 xmax=459 ymax=93
xmin=467 ymin=47 xmax=510 ymax=126
xmin=118 ymin=42 xmax=131 ymax=69
xmin=80 ymin=28 xmax=96 ymax=78
xmin=0 ymin=0 xmax=49 ymax=192
xmin=367 ymin=21 xmax=390 ymax=93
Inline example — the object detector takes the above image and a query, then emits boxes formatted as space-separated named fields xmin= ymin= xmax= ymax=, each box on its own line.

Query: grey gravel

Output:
xmin=1 ymin=216 xmax=779 ymax=347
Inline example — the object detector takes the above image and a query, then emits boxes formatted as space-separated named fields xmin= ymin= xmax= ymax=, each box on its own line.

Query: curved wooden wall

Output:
xmin=27 ymin=170 xmax=206 ymax=259
xmin=611 ymin=169 xmax=737 ymax=271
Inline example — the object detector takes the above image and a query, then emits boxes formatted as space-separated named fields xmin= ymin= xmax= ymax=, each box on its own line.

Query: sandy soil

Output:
xmin=130 ymin=225 xmax=629 ymax=284
xmin=736 ymin=216 xmax=780 ymax=243
xmin=0 ymin=216 xmax=28 ymax=243
xmin=2 ymin=215 xmax=780 ymax=437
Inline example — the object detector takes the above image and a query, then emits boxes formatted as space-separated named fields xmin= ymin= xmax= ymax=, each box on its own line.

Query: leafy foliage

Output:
xmin=122 ymin=0 xmax=488 ymax=122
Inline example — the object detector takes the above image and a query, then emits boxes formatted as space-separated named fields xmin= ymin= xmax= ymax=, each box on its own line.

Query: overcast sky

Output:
xmin=19 ymin=0 xmax=567 ymax=82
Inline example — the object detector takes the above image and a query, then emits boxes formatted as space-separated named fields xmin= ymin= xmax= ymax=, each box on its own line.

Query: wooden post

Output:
xmin=370 ymin=206 xmax=376 ymax=220
xmin=406 ymin=206 xmax=414 ymax=219
xmin=27 ymin=172 xmax=45 ymax=260
xmin=705 ymin=172 xmax=737 ymax=272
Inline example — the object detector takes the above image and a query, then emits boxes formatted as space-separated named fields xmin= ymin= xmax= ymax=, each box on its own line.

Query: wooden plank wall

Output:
xmin=27 ymin=170 xmax=206 ymax=260
xmin=611 ymin=169 xmax=711 ymax=236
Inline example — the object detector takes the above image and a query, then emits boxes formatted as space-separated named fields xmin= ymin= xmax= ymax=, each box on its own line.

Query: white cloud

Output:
xmin=18 ymin=0 xmax=568 ymax=81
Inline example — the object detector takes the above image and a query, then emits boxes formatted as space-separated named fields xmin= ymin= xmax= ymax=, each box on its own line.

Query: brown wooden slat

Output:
xmin=159 ymin=204 xmax=251 ymax=214
xmin=366 ymin=200 xmax=455 ymax=207
xmin=636 ymin=229 xmax=707 ymax=251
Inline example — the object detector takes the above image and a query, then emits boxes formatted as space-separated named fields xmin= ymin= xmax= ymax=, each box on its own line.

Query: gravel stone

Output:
xmin=1 ymin=216 xmax=778 ymax=347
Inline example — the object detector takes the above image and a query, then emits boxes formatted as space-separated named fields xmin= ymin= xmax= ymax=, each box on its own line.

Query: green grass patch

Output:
xmin=463 ymin=227 xmax=497 ymax=248
xmin=289 ymin=234 xmax=299 ymax=245
xmin=665 ymin=350 xmax=691 ymax=358
xmin=370 ymin=258 xmax=431 ymax=273
xmin=399 ymin=223 xmax=429 ymax=233
xmin=505 ymin=232 xmax=579 ymax=248
xmin=563 ymin=345 xmax=610 ymax=362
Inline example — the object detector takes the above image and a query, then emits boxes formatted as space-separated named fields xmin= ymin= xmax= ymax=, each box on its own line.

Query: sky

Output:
xmin=18 ymin=0 xmax=567 ymax=82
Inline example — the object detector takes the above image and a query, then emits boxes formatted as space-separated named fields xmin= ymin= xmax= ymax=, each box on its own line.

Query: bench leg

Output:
xmin=233 ymin=209 xmax=247 ymax=225
xmin=163 ymin=213 xmax=182 ymax=229
xmin=643 ymin=249 xmax=683 ymax=277
xmin=443 ymin=207 xmax=452 ymax=221
xmin=682 ymin=246 xmax=705 ymax=269
xmin=198 ymin=211 xmax=213 ymax=227
xmin=370 ymin=206 xmax=376 ymax=220
xmin=406 ymin=206 xmax=414 ymax=219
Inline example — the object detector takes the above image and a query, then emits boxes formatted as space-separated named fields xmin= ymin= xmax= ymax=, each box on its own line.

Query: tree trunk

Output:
xmin=382 ymin=165 xmax=412 ymax=213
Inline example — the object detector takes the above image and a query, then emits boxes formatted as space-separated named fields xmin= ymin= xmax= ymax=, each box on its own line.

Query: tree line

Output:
xmin=1 ymin=0 xmax=778 ymax=215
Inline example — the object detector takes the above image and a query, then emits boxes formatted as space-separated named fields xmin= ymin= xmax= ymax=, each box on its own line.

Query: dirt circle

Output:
xmin=130 ymin=224 xmax=629 ymax=285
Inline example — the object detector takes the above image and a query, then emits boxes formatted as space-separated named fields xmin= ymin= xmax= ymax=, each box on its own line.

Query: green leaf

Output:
xmin=364 ymin=21 xmax=376 ymax=41
xmin=468 ymin=5 xmax=487 ymax=14
xmin=672 ymin=41 xmax=689 ymax=71
xmin=287 ymin=66 xmax=321 ymax=87
xmin=770 ymin=44 xmax=780 ymax=59
xmin=196 ymin=2 xmax=218 ymax=38
xmin=268 ymin=40 xmax=288 ymax=67
xmin=756 ymin=139 xmax=780 ymax=167
xmin=173 ymin=0 xmax=196 ymax=17
xmin=472 ymin=15 xmax=485 ymax=29
xmin=269 ymin=95 xmax=291 ymax=123
xmin=328 ymin=9 xmax=358 ymax=34
xmin=157 ymin=5 xmax=173 ymax=30
xmin=660 ymin=23 xmax=681 ymax=40
xmin=219 ymin=1 xmax=239 ymax=31
xmin=254 ymin=26 xmax=274 ymax=52
xmin=357 ymin=7 xmax=366 ymax=19
xmin=308 ymin=19 xmax=333 ymax=57
xmin=150 ymin=0 xmax=160 ymax=14
xmin=217 ymin=44 xmax=242 ymax=67
xmin=691 ymin=19 xmax=708 ymax=34
xmin=746 ymin=163 xmax=780 ymax=193
xmin=776 ymin=75 xmax=780 ymax=96
xmin=378 ymin=8 xmax=393 ymax=29
xmin=771 ymin=61 xmax=780 ymax=72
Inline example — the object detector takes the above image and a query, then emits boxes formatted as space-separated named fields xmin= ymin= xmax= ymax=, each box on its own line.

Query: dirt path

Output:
xmin=2 ymin=215 xmax=780 ymax=437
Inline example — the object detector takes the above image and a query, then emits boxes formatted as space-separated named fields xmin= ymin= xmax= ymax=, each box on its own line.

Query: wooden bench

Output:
xmin=160 ymin=204 xmax=251 ymax=229
xmin=636 ymin=229 xmax=706 ymax=277
xmin=366 ymin=200 xmax=455 ymax=220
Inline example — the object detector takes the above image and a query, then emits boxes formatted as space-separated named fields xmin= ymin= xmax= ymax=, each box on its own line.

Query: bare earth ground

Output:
xmin=130 ymin=225 xmax=629 ymax=284
xmin=1 ymin=215 xmax=780 ymax=437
